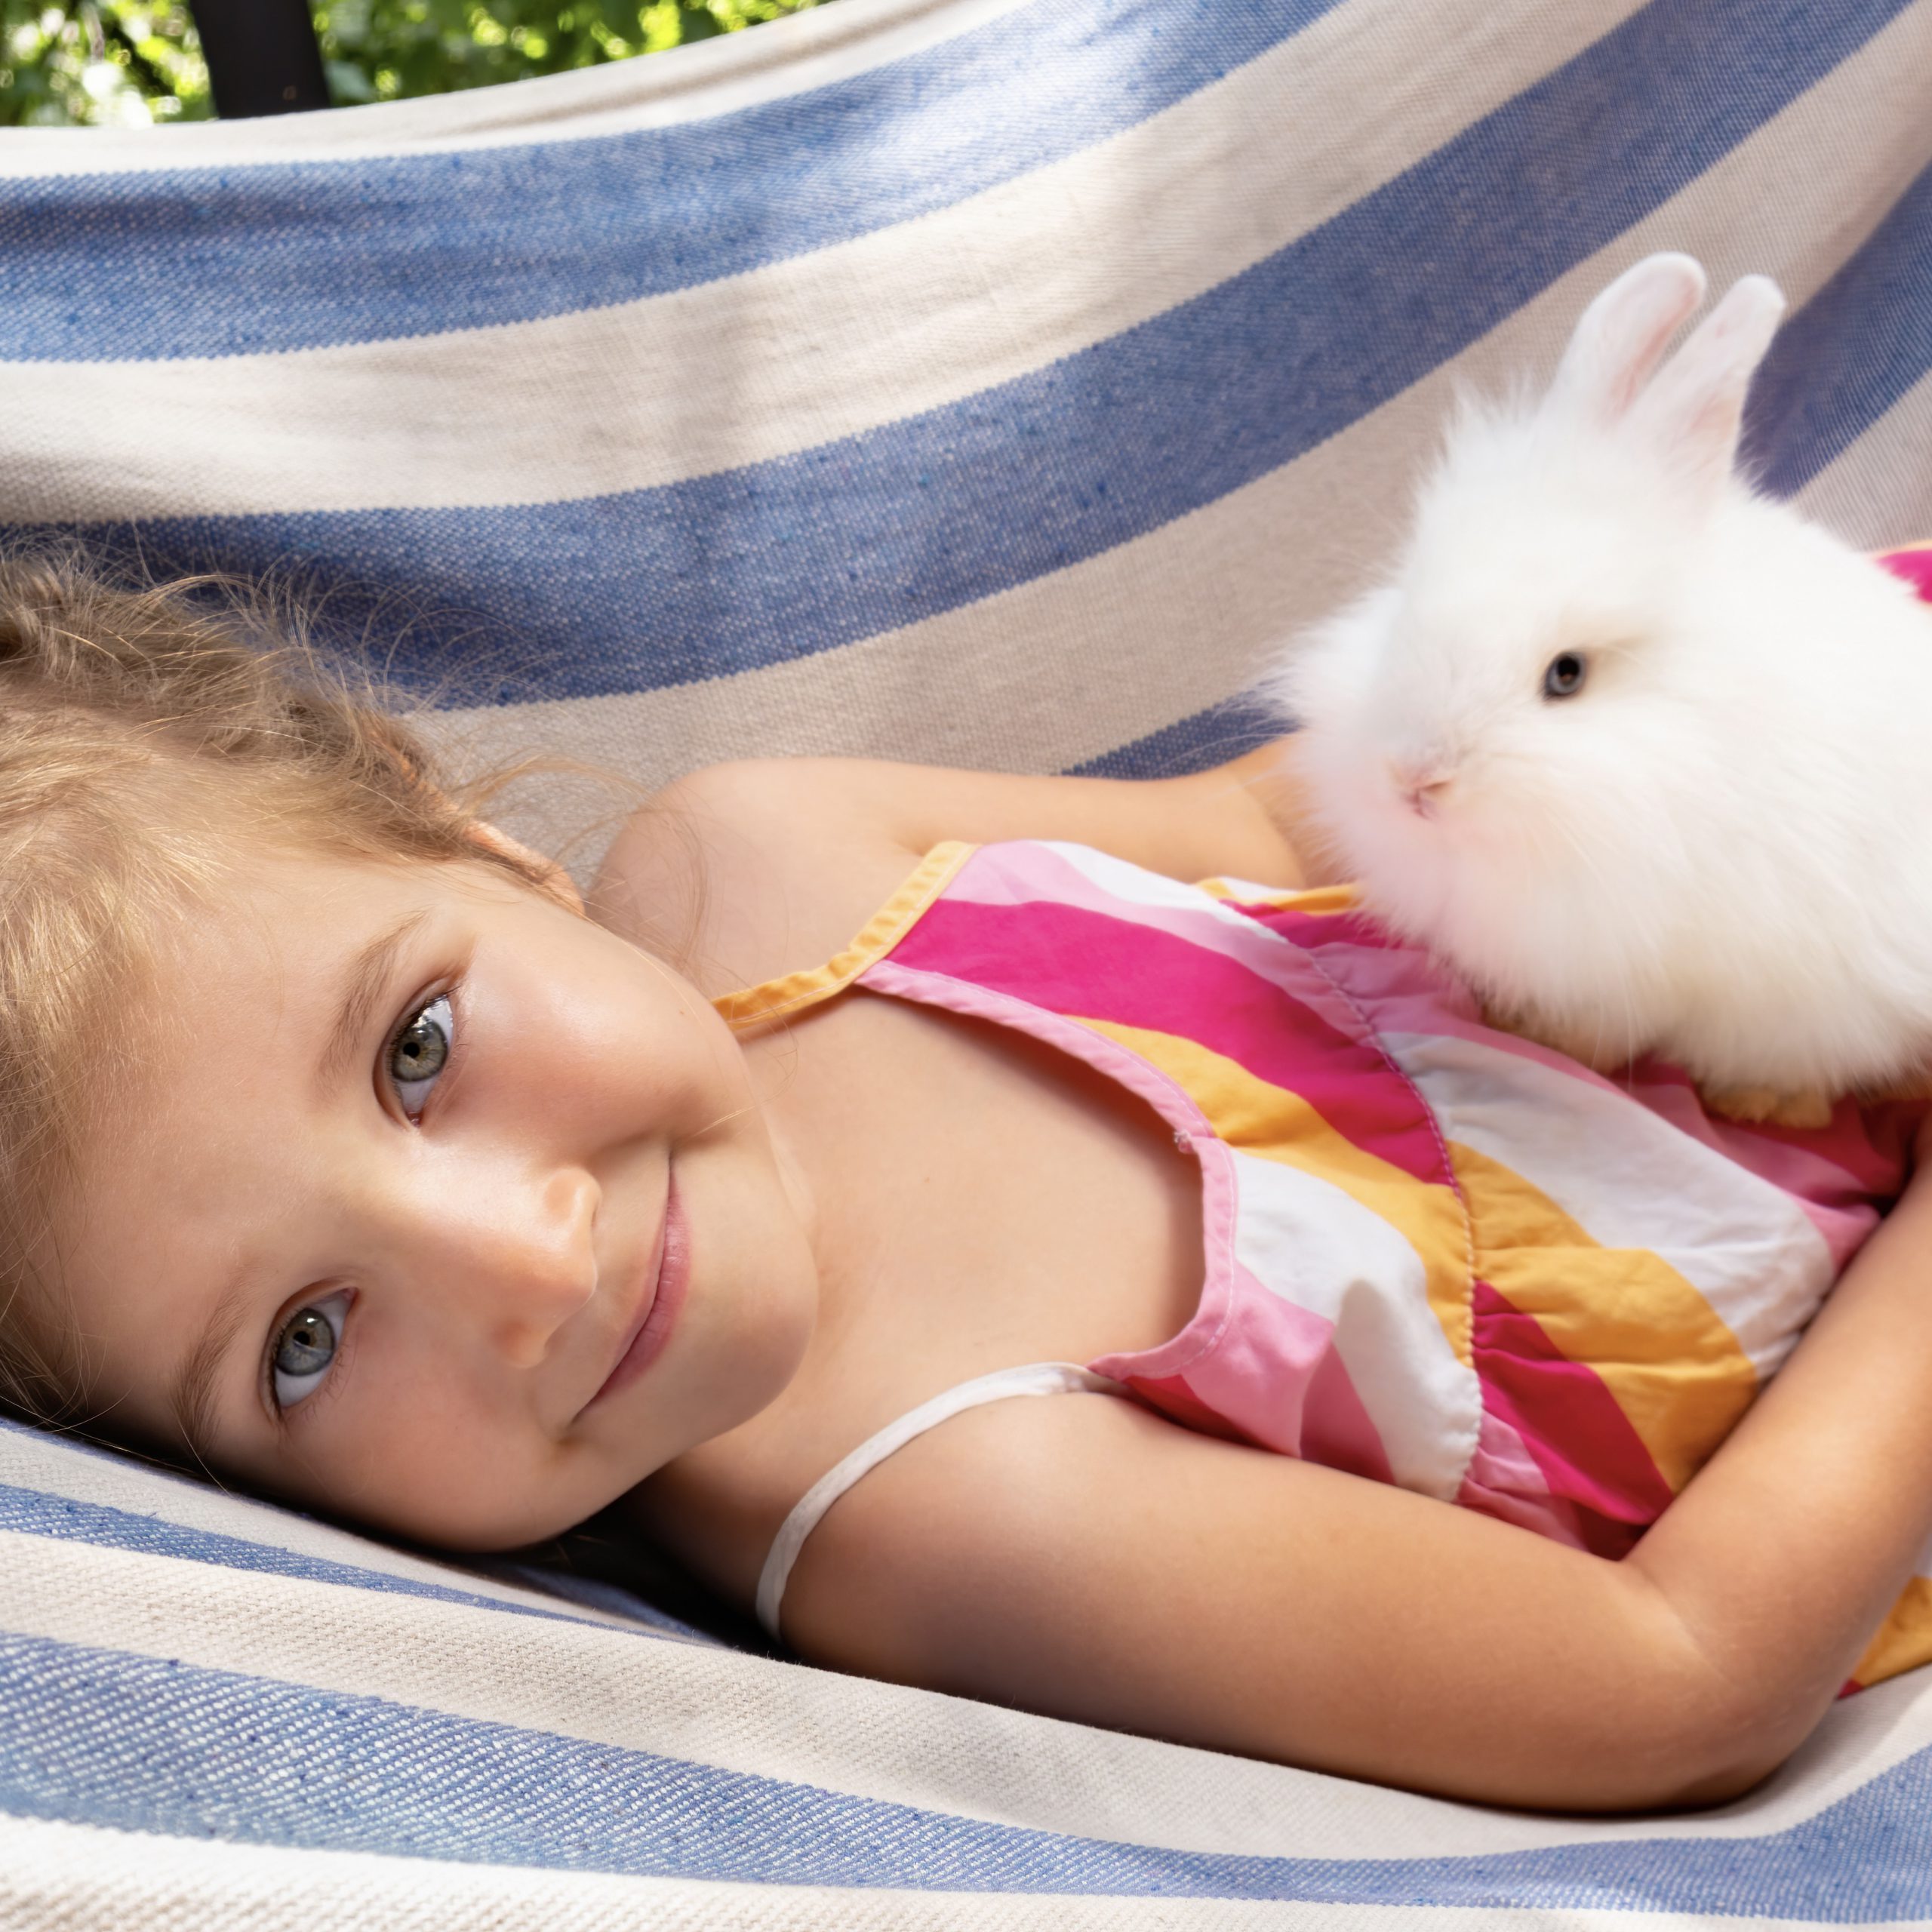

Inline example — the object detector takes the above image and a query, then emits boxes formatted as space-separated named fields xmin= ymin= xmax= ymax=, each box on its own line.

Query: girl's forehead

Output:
xmin=137 ymin=858 xmax=433 ymax=1050
xmin=155 ymin=846 xmax=526 ymax=994
xmin=98 ymin=862 xmax=449 ymax=1164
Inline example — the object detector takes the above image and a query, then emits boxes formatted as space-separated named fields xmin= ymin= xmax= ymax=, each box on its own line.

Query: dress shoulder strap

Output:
xmin=712 ymin=840 xmax=977 ymax=1035
xmin=754 ymin=1361 xmax=1124 ymax=1642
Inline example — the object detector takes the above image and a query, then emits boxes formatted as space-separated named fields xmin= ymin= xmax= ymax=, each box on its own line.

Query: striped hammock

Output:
xmin=2 ymin=0 xmax=1931 ymax=1923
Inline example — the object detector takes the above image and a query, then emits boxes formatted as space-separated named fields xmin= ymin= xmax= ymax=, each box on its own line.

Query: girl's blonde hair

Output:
xmin=0 ymin=546 xmax=555 ymax=1423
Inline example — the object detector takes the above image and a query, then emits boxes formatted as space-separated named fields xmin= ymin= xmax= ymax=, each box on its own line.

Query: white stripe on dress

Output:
xmin=1223 ymin=1146 xmax=1482 ymax=1500
xmin=1377 ymin=1030 xmax=1836 ymax=1377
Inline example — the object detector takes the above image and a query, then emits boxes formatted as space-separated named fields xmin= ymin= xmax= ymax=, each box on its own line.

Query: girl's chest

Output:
xmin=753 ymin=988 xmax=1204 ymax=1434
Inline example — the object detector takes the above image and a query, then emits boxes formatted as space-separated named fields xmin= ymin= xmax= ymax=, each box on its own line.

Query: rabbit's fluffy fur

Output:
xmin=1271 ymin=253 xmax=1932 ymax=1116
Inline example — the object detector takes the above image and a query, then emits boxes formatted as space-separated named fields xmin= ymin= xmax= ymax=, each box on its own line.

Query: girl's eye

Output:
xmin=271 ymin=1291 xmax=350 ymax=1411
xmin=386 ymin=994 xmax=453 ymax=1118
xmin=1542 ymin=651 xmax=1588 ymax=700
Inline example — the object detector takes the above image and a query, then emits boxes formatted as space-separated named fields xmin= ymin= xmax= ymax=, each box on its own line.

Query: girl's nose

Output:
xmin=417 ymin=1167 xmax=601 ymax=1370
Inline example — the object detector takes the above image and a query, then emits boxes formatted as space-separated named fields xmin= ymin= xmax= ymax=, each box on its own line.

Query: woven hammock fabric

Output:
xmin=3 ymin=0 xmax=1932 ymax=1922
xmin=4 ymin=0 xmax=1930 ymax=806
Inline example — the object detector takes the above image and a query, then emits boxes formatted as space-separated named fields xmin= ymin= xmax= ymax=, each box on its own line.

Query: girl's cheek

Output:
xmin=333 ymin=1366 xmax=521 ymax=1536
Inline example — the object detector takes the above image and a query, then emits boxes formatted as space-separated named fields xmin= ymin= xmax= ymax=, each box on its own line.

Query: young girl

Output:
xmin=9 ymin=549 xmax=1932 ymax=1819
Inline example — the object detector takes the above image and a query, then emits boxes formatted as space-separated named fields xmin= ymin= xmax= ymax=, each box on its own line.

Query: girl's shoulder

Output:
xmin=587 ymin=758 xmax=930 ymax=999
xmin=586 ymin=746 xmax=1309 ymax=994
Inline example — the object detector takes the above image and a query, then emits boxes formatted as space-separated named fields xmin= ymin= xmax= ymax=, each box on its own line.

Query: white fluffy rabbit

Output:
xmin=1270 ymin=251 xmax=1932 ymax=1121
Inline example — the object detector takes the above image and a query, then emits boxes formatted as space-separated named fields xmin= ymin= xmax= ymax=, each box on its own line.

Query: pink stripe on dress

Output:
xmin=1712 ymin=1099 xmax=1918 ymax=1203
xmin=1272 ymin=932 xmax=1649 ymax=1097
xmin=943 ymin=842 xmax=1384 ymax=1052
xmin=1878 ymin=543 xmax=1932 ymax=598
xmin=1466 ymin=1279 xmax=1675 ymax=1558
xmin=1180 ymin=1262 xmax=1395 ymax=1483
xmin=1457 ymin=1405 xmax=1578 ymax=1547
xmin=891 ymin=896 xmax=1452 ymax=1188
xmin=1097 ymin=1252 xmax=1396 ymax=1485
xmin=1232 ymin=900 xmax=1415 ymax=957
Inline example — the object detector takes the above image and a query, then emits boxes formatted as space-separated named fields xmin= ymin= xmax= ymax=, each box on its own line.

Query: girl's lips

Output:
xmin=587 ymin=1175 xmax=689 ymax=1411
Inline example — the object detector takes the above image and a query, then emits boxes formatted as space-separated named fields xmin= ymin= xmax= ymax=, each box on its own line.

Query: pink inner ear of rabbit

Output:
xmin=1632 ymin=273 xmax=1787 ymax=482
xmin=1550 ymin=251 xmax=1707 ymax=425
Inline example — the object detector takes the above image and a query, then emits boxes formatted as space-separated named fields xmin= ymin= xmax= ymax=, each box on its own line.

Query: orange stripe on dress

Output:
xmin=1080 ymin=1018 xmax=1475 ymax=1371
xmin=1447 ymin=1140 xmax=1758 ymax=1495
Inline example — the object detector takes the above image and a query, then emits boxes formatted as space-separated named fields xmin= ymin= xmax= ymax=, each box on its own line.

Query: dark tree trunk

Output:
xmin=187 ymin=0 xmax=331 ymax=117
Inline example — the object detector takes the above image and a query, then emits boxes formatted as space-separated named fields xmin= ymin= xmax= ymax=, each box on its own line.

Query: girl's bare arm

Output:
xmin=783 ymin=1132 xmax=1932 ymax=1812
xmin=758 ymin=743 xmax=1321 ymax=882
xmin=592 ymin=743 xmax=1343 ymax=997
xmin=611 ymin=743 xmax=1318 ymax=894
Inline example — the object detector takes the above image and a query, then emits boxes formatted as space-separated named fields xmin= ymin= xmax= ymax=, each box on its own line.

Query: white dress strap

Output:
xmin=754 ymin=1361 xmax=1124 ymax=1642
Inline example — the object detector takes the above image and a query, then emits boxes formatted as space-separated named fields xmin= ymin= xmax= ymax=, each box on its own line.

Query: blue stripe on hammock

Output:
xmin=1747 ymin=155 xmax=1932 ymax=497
xmin=0 ymin=0 xmax=1347 ymax=361
xmin=2 ymin=1629 xmax=1929 ymax=1910
xmin=1069 ymin=695 xmax=1283 ymax=778
xmin=0 ymin=1483 xmax=663 ymax=1636
xmin=50 ymin=0 xmax=1919 ymax=709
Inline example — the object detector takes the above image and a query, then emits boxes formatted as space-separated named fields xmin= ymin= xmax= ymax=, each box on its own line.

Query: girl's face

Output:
xmin=54 ymin=846 xmax=817 ymax=1550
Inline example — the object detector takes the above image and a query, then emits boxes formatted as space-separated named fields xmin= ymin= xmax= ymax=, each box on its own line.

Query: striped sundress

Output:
xmin=718 ymin=830 xmax=1930 ymax=1684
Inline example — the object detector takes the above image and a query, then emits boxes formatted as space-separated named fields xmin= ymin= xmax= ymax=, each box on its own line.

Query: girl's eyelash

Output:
xmin=383 ymin=984 xmax=461 ymax=1120
xmin=264 ymin=1287 xmax=354 ymax=1424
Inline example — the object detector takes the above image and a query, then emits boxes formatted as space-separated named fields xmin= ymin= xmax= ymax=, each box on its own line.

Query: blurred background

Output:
xmin=0 ymin=0 xmax=826 ymax=125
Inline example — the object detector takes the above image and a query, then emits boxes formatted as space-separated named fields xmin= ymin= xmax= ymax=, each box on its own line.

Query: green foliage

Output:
xmin=0 ymin=0 xmax=823 ymax=125
xmin=0 ymin=4 xmax=210 ymax=125
xmin=316 ymin=0 xmax=821 ymax=106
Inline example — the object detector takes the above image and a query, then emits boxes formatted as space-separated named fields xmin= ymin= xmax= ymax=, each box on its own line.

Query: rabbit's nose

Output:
xmin=1388 ymin=758 xmax=1452 ymax=817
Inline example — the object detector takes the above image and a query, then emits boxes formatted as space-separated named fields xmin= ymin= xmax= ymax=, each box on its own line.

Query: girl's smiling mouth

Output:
xmin=585 ymin=1172 xmax=689 ymax=1412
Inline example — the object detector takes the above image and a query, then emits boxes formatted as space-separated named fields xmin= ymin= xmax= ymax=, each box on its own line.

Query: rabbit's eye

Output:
xmin=1542 ymin=652 xmax=1587 ymax=700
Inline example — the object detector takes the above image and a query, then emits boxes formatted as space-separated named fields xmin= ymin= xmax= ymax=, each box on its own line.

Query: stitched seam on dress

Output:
xmin=858 ymin=958 xmax=1235 ymax=1379
xmin=1287 ymin=932 xmax=1484 ymax=1491
xmin=712 ymin=841 xmax=975 ymax=1032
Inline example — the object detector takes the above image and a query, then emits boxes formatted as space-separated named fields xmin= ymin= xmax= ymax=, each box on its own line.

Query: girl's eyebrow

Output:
xmin=318 ymin=909 xmax=431 ymax=1090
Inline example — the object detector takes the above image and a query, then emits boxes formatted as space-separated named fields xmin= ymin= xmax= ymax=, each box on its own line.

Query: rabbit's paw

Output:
xmin=1701 ymin=1085 xmax=1835 ymax=1129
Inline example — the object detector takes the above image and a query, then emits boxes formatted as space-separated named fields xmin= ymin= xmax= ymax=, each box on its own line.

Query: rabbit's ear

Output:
xmin=1546 ymin=253 xmax=1707 ymax=427
xmin=1631 ymin=273 xmax=1786 ymax=498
